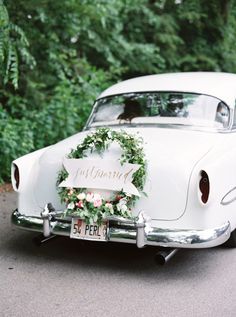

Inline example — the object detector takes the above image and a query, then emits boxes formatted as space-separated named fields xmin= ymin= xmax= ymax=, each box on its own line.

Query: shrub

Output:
xmin=0 ymin=110 xmax=34 ymax=183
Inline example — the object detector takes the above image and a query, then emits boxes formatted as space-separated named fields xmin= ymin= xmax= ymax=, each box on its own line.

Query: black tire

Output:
xmin=224 ymin=229 xmax=236 ymax=248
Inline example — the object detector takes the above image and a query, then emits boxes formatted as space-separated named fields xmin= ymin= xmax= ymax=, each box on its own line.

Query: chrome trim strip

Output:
xmin=12 ymin=210 xmax=231 ymax=249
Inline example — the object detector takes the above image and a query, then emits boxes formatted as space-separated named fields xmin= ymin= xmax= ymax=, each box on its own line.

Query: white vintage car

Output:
xmin=11 ymin=72 xmax=236 ymax=263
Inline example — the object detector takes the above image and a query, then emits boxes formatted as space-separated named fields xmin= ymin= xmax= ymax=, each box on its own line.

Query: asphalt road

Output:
xmin=0 ymin=191 xmax=236 ymax=317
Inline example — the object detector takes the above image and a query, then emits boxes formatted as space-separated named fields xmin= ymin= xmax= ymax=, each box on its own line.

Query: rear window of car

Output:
xmin=88 ymin=92 xmax=230 ymax=130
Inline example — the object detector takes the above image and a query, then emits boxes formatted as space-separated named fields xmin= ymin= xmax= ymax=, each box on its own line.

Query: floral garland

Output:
xmin=57 ymin=127 xmax=146 ymax=224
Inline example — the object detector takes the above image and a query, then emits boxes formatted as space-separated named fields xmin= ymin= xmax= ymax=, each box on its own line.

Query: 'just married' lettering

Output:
xmin=59 ymin=158 xmax=141 ymax=196
xmin=75 ymin=165 xmax=134 ymax=183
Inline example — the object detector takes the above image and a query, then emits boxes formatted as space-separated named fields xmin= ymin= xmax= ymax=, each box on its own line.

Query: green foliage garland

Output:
xmin=57 ymin=128 xmax=146 ymax=224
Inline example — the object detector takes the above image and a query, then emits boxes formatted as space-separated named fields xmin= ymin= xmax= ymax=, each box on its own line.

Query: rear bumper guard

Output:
xmin=11 ymin=206 xmax=231 ymax=249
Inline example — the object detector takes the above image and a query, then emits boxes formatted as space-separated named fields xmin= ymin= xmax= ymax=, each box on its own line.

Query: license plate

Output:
xmin=70 ymin=218 xmax=108 ymax=241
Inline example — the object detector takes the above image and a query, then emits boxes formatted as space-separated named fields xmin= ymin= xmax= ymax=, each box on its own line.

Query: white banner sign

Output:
xmin=59 ymin=158 xmax=141 ymax=196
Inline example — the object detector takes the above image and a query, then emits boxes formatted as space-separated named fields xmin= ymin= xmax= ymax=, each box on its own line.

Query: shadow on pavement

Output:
xmin=2 ymin=227 xmax=226 ymax=282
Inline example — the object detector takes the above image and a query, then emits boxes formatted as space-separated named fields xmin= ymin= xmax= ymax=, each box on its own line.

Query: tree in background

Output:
xmin=1 ymin=0 xmax=236 ymax=182
xmin=0 ymin=0 xmax=35 ymax=89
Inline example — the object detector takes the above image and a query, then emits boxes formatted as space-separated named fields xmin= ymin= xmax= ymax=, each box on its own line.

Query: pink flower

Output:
xmin=76 ymin=200 xmax=84 ymax=208
xmin=93 ymin=199 xmax=102 ymax=208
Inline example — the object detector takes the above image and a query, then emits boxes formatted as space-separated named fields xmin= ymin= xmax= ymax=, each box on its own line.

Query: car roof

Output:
xmin=97 ymin=72 xmax=236 ymax=108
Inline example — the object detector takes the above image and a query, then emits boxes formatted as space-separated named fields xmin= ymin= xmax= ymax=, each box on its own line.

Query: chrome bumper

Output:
xmin=11 ymin=209 xmax=231 ymax=249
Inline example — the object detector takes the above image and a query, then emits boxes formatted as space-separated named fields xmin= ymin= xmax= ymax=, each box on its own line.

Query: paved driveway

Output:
xmin=0 ymin=191 xmax=236 ymax=317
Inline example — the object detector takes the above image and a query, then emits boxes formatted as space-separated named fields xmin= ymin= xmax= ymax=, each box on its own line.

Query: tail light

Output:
xmin=199 ymin=170 xmax=210 ymax=204
xmin=12 ymin=163 xmax=20 ymax=190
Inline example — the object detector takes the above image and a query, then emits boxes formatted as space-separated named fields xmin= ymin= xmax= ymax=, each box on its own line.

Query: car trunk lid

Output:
xmin=34 ymin=127 xmax=219 ymax=220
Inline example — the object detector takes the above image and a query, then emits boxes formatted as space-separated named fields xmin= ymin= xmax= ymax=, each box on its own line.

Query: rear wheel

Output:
xmin=224 ymin=229 xmax=236 ymax=248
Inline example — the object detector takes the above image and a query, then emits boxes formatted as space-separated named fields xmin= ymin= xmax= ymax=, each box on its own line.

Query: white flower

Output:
xmin=67 ymin=202 xmax=75 ymax=210
xmin=77 ymin=192 xmax=86 ymax=200
xmin=105 ymin=203 xmax=114 ymax=214
xmin=105 ymin=203 xmax=113 ymax=210
xmin=119 ymin=198 xmax=127 ymax=206
xmin=121 ymin=204 xmax=128 ymax=213
xmin=117 ymin=198 xmax=128 ymax=212
xmin=86 ymin=192 xmax=94 ymax=202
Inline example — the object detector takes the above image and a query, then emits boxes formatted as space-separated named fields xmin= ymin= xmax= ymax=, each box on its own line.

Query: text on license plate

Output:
xmin=70 ymin=218 xmax=108 ymax=241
